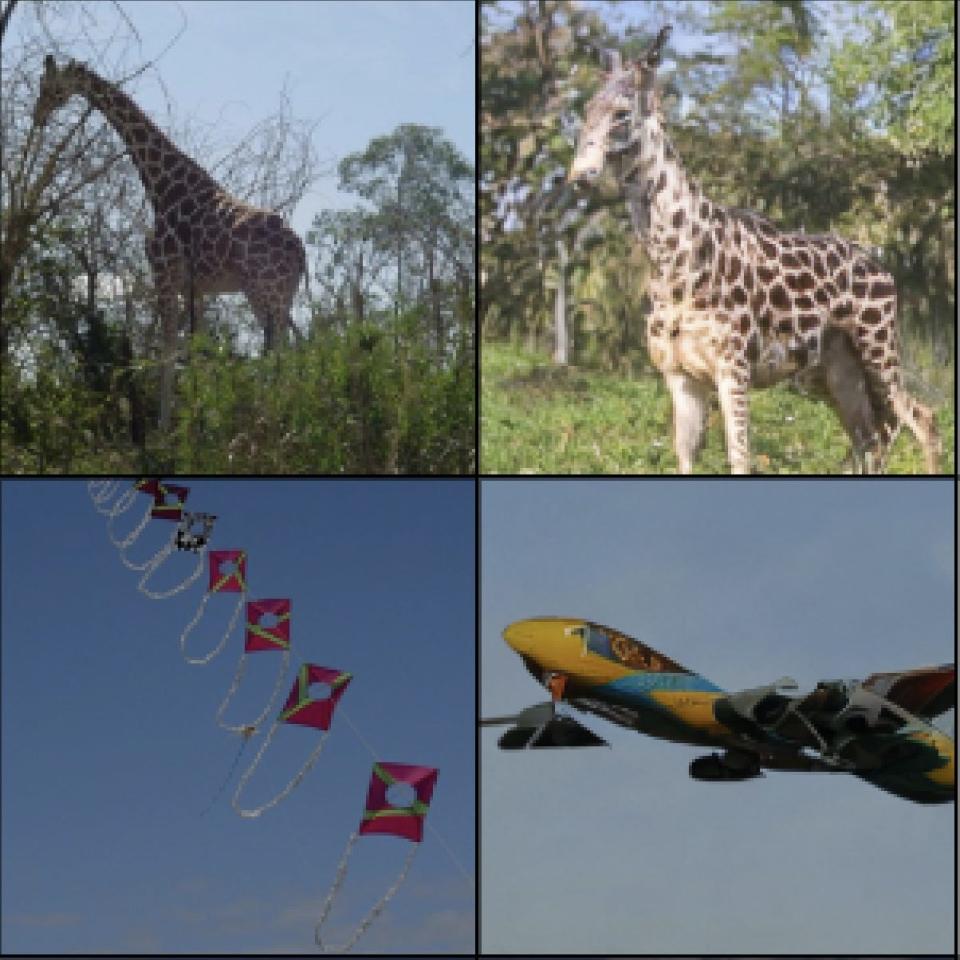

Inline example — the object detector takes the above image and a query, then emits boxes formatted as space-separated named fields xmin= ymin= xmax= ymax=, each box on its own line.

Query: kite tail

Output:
xmin=314 ymin=834 xmax=419 ymax=954
xmin=232 ymin=723 xmax=332 ymax=819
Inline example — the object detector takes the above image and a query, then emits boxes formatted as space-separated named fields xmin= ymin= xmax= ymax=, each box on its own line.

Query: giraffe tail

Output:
xmin=891 ymin=388 xmax=941 ymax=473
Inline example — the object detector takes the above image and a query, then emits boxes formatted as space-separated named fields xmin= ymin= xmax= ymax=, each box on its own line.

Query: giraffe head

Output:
xmin=34 ymin=56 xmax=83 ymax=128
xmin=568 ymin=25 xmax=671 ymax=184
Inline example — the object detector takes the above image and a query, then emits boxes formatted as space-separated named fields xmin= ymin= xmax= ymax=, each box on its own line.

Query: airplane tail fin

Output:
xmin=861 ymin=664 xmax=955 ymax=720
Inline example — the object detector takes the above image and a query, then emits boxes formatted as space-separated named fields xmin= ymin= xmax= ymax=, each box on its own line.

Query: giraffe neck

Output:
xmin=619 ymin=109 xmax=704 ymax=270
xmin=68 ymin=65 xmax=220 ymax=211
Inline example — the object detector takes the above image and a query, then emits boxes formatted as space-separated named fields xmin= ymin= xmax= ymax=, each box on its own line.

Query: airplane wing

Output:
xmin=861 ymin=664 xmax=955 ymax=719
xmin=481 ymin=702 xmax=609 ymax=748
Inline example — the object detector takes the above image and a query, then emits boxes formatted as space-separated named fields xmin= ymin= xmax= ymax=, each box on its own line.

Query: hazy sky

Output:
xmin=2 ymin=479 xmax=474 ymax=954
xmin=481 ymin=478 xmax=955 ymax=955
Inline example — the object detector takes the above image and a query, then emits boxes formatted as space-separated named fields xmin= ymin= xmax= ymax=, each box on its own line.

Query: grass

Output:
xmin=481 ymin=340 xmax=955 ymax=475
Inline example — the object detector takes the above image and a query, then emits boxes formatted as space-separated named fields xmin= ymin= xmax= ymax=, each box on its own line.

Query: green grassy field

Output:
xmin=481 ymin=340 xmax=955 ymax=474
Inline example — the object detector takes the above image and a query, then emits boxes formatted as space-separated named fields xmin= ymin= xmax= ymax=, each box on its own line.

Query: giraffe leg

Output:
xmin=716 ymin=368 xmax=751 ymax=474
xmin=849 ymin=334 xmax=940 ymax=474
xmin=663 ymin=372 xmax=709 ymax=474
xmin=819 ymin=327 xmax=879 ymax=474
xmin=157 ymin=289 xmax=178 ymax=431
xmin=244 ymin=289 xmax=291 ymax=352
xmin=844 ymin=294 xmax=941 ymax=473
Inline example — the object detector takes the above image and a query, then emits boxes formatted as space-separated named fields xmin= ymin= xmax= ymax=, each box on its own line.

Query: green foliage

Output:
xmin=829 ymin=0 xmax=955 ymax=158
xmin=482 ymin=340 xmax=953 ymax=474
xmin=4 ymin=116 xmax=474 ymax=475
xmin=2 ymin=311 xmax=474 ymax=474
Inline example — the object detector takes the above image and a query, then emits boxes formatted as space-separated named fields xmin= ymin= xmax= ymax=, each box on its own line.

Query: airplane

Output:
xmin=482 ymin=617 xmax=955 ymax=805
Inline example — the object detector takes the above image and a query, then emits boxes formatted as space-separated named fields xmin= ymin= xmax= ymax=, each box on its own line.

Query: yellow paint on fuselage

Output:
xmin=502 ymin=617 xmax=729 ymax=742
xmin=648 ymin=690 xmax=729 ymax=739
xmin=918 ymin=728 xmax=955 ymax=789
xmin=503 ymin=617 xmax=633 ymax=685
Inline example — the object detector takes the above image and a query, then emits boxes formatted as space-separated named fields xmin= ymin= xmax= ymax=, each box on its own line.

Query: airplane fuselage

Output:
xmin=499 ymin=617 xmax=955 ymax=803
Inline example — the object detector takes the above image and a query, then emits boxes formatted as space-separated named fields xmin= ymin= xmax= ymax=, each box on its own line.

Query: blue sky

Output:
xmin=12 ymin=0 xmax=475 ymax=241
xmin=481 ymin=479 xmax=956 ymax=955
xmin=1 ymin=479 xmax=474 ymax=954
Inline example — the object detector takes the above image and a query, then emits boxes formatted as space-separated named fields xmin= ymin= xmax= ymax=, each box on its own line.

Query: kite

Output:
xmin=180 ymin=549 xmax=248 ymax=665
xmin=120 ymin=480 xmax=189 ymax=571
xmin=314 ymin=762 xmax=439 ymax=953
xmin=92 ymin=479 xmax=192 ymax=573
xmin=139 ymin=512 xmax=218 ymax=600
xmin=175 ymin=511 xmax=217 ymax=552
xmin=232 ymin=664 xmax=352 ymax=819
xmin=88 ymin=481 xmax=470 ymax=948
xmin=215 ymin=598 xmax=293 ymax=734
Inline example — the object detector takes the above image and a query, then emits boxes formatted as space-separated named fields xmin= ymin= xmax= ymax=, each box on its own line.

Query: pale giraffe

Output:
xmin=568 ymin=26 xmax=940 ymax=474
xmin=33 ymin=56 xmax=308 ymax=429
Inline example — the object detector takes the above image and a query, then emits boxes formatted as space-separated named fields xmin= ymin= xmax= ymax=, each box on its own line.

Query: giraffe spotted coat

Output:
xmin=34 ymin=57 xmax=307 ymax=429
xmin=569 ymin=27 xmax=940 ymax=474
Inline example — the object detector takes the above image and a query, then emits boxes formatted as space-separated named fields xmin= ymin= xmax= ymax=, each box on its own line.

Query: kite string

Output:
xmin=200 ymin=728 xmax=255 ymax=818
xmin=315 ymin=834 xmax=419 ymax=954
xmin=138 ymin=540 xmax=208 ymax=599
xmin=112 ymin=501 xmax=155 ymax=561
xmin=216 ymin=646 xmax=292 ymax=734
xmin=232 ymin=722 xmax=334 ymax=819
xmin=180 ymin=589 xmax=246 ymax=665
xmin=89 ymin=479 xmax=123 ymax=512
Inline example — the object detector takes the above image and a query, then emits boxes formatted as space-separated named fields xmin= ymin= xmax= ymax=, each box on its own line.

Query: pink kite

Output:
xmin=279 ymin=664 xmax=352 ymax=730
xmin=233 ymin=662 xmax=353 ymax=818
xmin=246 ymin=599 xmax=292 ymax=652
xmin=209 ymin=549 xmax=247 ymax=593
xmin=359 ymin=762 xmax=439 ymax=842
xmin=143 ymin=480 xmax=190 ymax=521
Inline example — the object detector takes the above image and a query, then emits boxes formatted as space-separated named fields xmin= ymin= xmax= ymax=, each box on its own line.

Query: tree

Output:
xmin=332 ymin=124 xmax=474 ymax=356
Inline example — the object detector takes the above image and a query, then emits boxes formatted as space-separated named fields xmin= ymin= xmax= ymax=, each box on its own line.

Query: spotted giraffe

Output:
xmin=568 ymin=26 xmax=940 ymax=474
xmin=33 ymin=56 xmax=307 ymax=429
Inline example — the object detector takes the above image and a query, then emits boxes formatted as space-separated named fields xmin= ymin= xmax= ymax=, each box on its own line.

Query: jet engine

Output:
xmin=689 ymin=751 xmax=763 ymax=782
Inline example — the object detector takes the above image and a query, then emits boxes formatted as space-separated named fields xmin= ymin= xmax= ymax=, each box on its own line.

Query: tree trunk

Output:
xmin=553 ymin=238 xmax=568 ymax=365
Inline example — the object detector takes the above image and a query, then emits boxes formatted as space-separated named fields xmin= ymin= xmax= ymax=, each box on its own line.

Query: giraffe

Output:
xmin=567 ymin=26 xmax=940 ymax=474
xmin=33 ymin=56 xmax=308 ymax=429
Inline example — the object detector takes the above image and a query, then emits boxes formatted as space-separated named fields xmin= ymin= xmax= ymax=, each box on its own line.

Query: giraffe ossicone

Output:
xmin=34 ymin=56 xmax=308 ymax=429
xmin=569 ymin=25 xmax=940 ymax=474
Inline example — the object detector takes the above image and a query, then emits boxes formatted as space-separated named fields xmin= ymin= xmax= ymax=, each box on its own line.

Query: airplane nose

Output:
xmin=502 ymin=621 xmax=533 ymax=655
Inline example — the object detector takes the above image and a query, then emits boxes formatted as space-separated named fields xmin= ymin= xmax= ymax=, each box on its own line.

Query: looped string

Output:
xmin=314 ymin=832 xmax=419 ymax=954
xmin=88 ymin=479 xmax=124 ymax=513
xmin=216 ymin=646 xmax=292 ymax=734
xmin=138 ymin=542 xmax=209 ymax=601
xmin=231 ymin=720 xmax=334 ymax=819
xmin=110 ymin=495 xmax=155 ymax=564
xmin=180 ymin=589 xmax=246 ymax=665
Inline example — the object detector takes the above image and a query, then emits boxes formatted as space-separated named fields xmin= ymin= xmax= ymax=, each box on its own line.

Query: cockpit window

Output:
xmin=585 ymin=625 xmax=613 ymax=660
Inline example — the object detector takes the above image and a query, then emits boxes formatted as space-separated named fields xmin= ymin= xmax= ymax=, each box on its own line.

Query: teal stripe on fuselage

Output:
xmin=600 ymin=672 xmax=724 ymax=698
xmin=582 ymin=673 xmax=725 ymax=746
